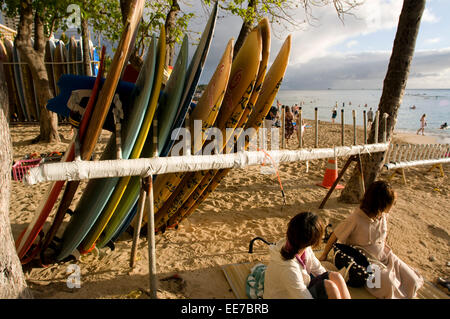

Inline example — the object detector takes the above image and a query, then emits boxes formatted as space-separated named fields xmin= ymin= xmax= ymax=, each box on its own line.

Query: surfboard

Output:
xmin=159 ymin=1 xmax=218 ymax=157
xmin=1 ymin=39 xmax=23 ymax=121
xmin=94 ymin=29 xmax=166 ymax=248
xmin=78 ymin=30 xmax=188 ymax=252
xmin=98 ymin=37 xmax=234 ymax=249
xmin=152 ymin=26 xmax=263 ymax=232
xmin=15 ymin=47 xmax=106 ymax=263
xmin=17 ymin=0 xmax=145 ymax=263
xmin=46 ymin=74 xmax=136 ymax=132
xmin=78 ymin=35 xmax=159 ymax=252
xmin=68 ymin=37 xmax=77 ymax=74
xmin=154 ymin=34 xmax=189 ymax=156
xmin=90 ymin=41 xmax=99 ymax=76
xmin=45 ymin=39 xmax=57 ymax=97
xmin=12 ymin=44 xmax=30 ymax=121
xmin=53 ymin=41 xmax=66 ymax=95
xmin=165 ymin=18 xmax=271 ymax=228
xmin=148 ymin=2 xmax=219 ymax=218
xmin=17 ymin=44 xmax=39 ymax=121
xmin=36 ymin=46 xmax=108 ymax=264
xmin=173 ymin=35 xmax=292 ymax=227
xmin=55 ymin=14 xmax=170 ymax=262
xmin=76 ymin=39 xmax=84 ymax=75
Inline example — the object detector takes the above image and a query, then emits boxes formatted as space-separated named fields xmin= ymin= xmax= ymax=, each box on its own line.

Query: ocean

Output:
xmin=275 ymin=89 xmax=450 ymax=143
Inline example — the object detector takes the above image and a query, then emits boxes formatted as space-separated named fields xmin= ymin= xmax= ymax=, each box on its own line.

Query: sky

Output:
xmin=183 ymin=0 xmax=450 ymax=90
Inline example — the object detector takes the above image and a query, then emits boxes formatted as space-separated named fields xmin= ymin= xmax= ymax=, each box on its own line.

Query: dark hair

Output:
xmin=280 ymin=212 xmax=324 ymax=260
xmin=360 ymin=181 xmax=396 ymax=219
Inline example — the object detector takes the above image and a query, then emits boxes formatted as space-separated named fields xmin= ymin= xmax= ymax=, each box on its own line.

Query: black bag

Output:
xmin=332 ymin=243 xmax=371 ymax=288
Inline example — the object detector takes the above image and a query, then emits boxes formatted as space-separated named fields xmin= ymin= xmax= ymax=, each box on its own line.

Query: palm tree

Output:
xmin=339 ymin=0 xmax=426 ymax=203
xmin=0 ymin=59 xmax=31 ymax=298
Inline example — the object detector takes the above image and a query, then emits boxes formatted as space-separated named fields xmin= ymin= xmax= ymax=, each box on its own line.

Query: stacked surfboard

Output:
xmin=0 ymin=35 xmax=100 ymax=122
xmin=14 ymin=2 xmax=292 ymax=264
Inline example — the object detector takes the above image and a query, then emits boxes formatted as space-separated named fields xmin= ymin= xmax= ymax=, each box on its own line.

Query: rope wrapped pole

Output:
xmin=24 ymin=144 xmax=390 ymax=185
xmin=363 ymin=110 xmax=367 ymax=144
xmin=374 ymin=110 xmax=380 ymax=143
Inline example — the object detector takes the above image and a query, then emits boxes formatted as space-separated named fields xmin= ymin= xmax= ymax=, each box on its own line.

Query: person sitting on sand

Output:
xmin=416 ymin=113 xmax=427 ymax=135
xmin=319 ymin=181 xmax=424 ymax=299
xmin=264 ymin=212 xmax=351 ymax=299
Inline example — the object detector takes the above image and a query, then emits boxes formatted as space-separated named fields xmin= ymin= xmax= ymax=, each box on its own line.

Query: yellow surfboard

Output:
xmin=165 ymin=18 xmax=271 ymax=229
xmin=172 ymin=34 xmax=292 ymax=226
xmin=153 ymin=26 xmax=263 ymax=232
xmin=151 ymin=39 xmax=234 ymax=216
xmin=78 ymin=30 xmax=166 ymax=251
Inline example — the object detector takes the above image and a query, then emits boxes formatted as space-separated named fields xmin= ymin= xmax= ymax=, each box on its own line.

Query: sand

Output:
xmin=7 ymin=120 xmax=450 ymax=299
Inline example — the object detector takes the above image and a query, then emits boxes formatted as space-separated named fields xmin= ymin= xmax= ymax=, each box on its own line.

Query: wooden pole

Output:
xmin=319 ymin=155 xmax=356 ymax=209
xmin=261 ymin=117 xmax=267 ymax=150
xmin=357 ymin=153 xmax=366 ymax=196
xmin=408 ymin=144 xmax=416 ymax=161
xmin=298 ymin=107 xmax=303 ymax=148
xmin=363 ymin=110 xmax=367 ymax=144
xmin=397 ymin=145 xmax=405 ymax=163
xmin=315 ymin=107 xmax=319 ymax=148
xmin=341 ymin=109 xmax=345 ymax=146
xmin=383 ymin=113 xmax=389 ymax=143
xmin=425 ymin=144 xmax=432 ymax=160
xmin=147 ymin=174 xmax=157 ymax=299
xmin=417 ymin=144 xmax=425 ymax=161
xmin=374 ymin=110 xmax=380 ymax=143
xmin=352 ymin=109 xmax=356 ymax=145
xmin=130 ymin=178 xmax=147 ymax=268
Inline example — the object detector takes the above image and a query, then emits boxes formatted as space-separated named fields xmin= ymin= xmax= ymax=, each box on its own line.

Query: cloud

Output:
xmin=282 ymin=48 xmax=450 ymax=90
xmin=426 ymin=37 xmax=441 ymax=44
xmin=347 ymin=40 xmax=358 ymax=48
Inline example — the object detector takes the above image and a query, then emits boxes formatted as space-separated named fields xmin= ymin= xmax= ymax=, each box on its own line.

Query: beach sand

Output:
xmin=8 ymin=120 xmax=449 ymax=299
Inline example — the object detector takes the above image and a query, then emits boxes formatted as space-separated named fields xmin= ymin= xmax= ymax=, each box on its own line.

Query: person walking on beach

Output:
xmin=284 ymin=106 xmax=295 ymax=140
xmin=416 ymin=114 xmax=427 ymax=135
xmin=264 ymin=212 xmax=351 ymax=299
xmin=319 ymin=181 xmax=424 ymax=299
xmin=367 ymin=108 xmax=374 ymax=128
xmin=331 ymin=106 xmax=338 ymax=124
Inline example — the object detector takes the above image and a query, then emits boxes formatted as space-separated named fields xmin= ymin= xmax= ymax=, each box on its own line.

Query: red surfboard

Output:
xmin=15 ymin=46 xmax=106 ymax=263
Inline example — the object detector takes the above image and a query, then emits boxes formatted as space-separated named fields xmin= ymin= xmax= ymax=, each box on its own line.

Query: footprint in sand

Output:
xmin=427 ymin=225 xmax=450 ymax=245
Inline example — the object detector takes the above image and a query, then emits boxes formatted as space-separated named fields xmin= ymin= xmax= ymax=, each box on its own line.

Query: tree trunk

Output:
xmin=164 ymin=0 xmax=180 ymax=67
xmin=0 ymin=55 xmax=32 ymax=299
xmin=15 ymin=0 xmax=59 ymax=143
xmin=339 ymin=0 xmax=426 ymax=204
xmin=233 ymin=0 xmax=257 ymax=58
xmin=81 ymin=16 xmax=92 ymax=77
